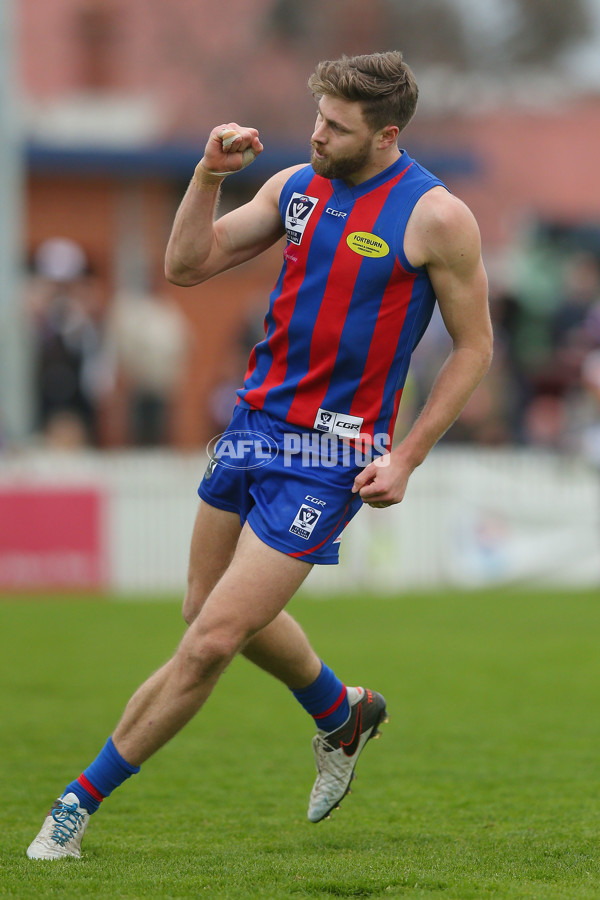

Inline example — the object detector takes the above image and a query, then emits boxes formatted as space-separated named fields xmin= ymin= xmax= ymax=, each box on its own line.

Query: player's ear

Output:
xmin=378 ymin=125 xmax=399 ymax=149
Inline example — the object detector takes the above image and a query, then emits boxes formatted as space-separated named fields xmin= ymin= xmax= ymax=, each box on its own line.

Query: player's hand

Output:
xmin=199 ymin=123 xmax=263 ymax=176
xmin=351 ymin=450 xmax=414 ymax=508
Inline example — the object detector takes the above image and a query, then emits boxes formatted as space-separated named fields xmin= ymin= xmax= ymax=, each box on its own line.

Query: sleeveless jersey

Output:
xmin=237 ymin=150 xmax=446 ymax=445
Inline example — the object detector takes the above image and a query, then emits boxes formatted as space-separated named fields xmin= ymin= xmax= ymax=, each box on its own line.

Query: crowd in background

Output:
xmin=22 ymin=222 xmax=600 ymax=465
xmin=459 ymin=223 xmax=600 ymax=463
xmin=25 ymin=237 xmax=189 ymax=451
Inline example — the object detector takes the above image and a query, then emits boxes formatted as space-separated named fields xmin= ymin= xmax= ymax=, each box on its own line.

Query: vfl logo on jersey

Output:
xmin=314 ymin=408 xmax=364 ymax=437
xmin=347 ymin=231 xmax=390 ymax=258
xmin=285 ymin=192 xmax=319 ymax=245
xmin=289 ymin=503 xmax=322 ymax=540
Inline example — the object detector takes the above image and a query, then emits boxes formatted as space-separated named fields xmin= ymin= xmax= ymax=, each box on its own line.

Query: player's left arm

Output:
xmin=353 ymin=188 xmax=493 ymax=508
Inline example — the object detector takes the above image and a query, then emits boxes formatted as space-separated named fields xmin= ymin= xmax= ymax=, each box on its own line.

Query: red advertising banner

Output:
xmin=0 ymin=488 xmax=108 ymax=590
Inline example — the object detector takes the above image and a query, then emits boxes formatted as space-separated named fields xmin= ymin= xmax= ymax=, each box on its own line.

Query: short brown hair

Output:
xmin=308 ymin=51 xmax=418 ymax=134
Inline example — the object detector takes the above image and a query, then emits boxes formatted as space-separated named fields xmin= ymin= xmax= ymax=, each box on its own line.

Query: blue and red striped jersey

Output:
xmin=237 ymin=150 xmax=446 ymax=446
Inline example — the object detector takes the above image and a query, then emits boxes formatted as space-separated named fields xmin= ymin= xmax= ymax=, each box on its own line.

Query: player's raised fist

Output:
xmin=200 ymin=124 xmax=263 ymax=177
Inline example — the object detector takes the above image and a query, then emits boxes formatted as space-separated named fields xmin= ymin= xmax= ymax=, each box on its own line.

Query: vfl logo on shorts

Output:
xmin=289 ymin=503 xmax=322 ymax=540
xmin=314 ymin=408 xmax=364 ymax=437
xmin=285 ymin=192 xmax=319 ymax=245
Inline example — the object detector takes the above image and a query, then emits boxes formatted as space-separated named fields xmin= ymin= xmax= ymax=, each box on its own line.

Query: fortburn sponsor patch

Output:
xmin=346 ymin=231 xmax=390 ymax=258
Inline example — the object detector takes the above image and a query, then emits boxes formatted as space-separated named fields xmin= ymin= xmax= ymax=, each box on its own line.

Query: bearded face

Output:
xmin=310 ymin=135 xmax=373 ymax=181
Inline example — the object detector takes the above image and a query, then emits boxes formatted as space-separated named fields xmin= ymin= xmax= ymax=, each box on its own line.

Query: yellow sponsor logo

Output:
xmin=346 ymin=231 xmax=390 ymax=258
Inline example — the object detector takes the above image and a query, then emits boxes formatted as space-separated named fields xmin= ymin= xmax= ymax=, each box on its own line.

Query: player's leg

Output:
xmin=182 ymin=500 xmax=328 ymax=690
xmin=165 ymin=496 xmax=360 ymax=781
xmin=181 ymin=499 xmax=242 ymax=625
xmin=187 ymin=406 xmax=355 ymax=721
xmin=236 ymin=423 xmax=388 ymax=824
xmin=243 ymin=611 xmax=321 ymax=688
xmin=190 ymin=409 xmax=388 ymax=825
xmin=112 ymin=524 xmax=312 ymax=764
xmin=181 ymin=507 xmax=383 ymax=825
xmin=183 ymin=497 xmax=339 ymax=695
xmin=183 ymin=504 xmax=362 ymax=745
xmin=27 ymin=525 xmax=312 ymax=859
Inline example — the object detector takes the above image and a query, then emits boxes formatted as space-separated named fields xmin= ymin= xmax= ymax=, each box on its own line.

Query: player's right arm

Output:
xmin=165 ymin=123 xmax=301 ymax=287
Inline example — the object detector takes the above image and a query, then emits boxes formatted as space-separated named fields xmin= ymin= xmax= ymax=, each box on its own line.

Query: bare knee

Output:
xmin=177 ymin=627 xmax=244 ymax=686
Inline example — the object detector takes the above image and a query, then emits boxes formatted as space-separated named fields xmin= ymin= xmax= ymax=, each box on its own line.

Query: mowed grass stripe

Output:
xmin=1 ymin=588 xmax=599 ymax=899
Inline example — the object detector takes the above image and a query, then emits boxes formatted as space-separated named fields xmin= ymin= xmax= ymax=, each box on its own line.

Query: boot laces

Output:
xmin=50 ymin=800 xmax=85 ymax=847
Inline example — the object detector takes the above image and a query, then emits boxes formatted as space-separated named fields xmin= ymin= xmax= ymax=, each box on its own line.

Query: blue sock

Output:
xmin=62 ymin=737 xmax=140 ymax=814
xmin=292 ymin=661 xmax=349 ymax=732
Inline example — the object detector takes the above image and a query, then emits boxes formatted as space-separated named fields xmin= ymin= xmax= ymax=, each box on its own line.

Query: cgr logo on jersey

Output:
xmin=285 ymin=193 xmax=319 ymax=245
xmin=314 ymin=408 xmax=364 ymax=437
xmin=347 ymin=231 xmax=390 ymax=258
xmin=289 ymin=503 xmax=322 ymax=540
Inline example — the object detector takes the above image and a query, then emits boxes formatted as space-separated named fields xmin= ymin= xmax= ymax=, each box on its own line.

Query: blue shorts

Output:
xmin=198 ymin=405 xmax=366 ymax=564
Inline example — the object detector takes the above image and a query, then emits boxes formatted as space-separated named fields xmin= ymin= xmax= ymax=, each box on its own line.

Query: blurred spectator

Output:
xmin=487 ymin=229 xmax=600 ymax=450
xmin=579 ymin=349 xmax=600 ymax=465
xmin=553 ymin=253 xmax=600 ymax=336
xmin=107 ymin=289 xmax=189 ymax=446
xmin=207 ymin=354 xmax=248 ymax=435
xmin=521 ymin=393 xmax=569 ymax=450
xmin=550 ymin=252 xmax=600 ymax=389
xmin=42 ymin=409 xmax=91 ymax=452
xmin=446 ymin=377 xmax=511 ymax=446
xmin=207 ymin=299 xmax=270 ymax=435
xmin=26 ymin=237 xmax=106 ymax=446
xmin=491 ymin=289 xmax=533 ymax=443
xmin=398 ymin=304 xmax=509 ymax=446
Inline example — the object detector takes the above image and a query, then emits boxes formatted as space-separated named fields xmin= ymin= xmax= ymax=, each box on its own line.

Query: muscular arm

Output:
xmin=164 ymin=124 xmax=302 ymax=286
xmin=354 ymin=188 xmax=493 ymax=507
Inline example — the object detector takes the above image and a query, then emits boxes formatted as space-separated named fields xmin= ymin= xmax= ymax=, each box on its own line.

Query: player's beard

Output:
xmin=310 ymin=137 xmax=372 ymax=180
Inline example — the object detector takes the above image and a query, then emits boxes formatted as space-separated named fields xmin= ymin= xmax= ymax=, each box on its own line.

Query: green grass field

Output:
xmin=1 ymin=588 xmax=600 ymax=899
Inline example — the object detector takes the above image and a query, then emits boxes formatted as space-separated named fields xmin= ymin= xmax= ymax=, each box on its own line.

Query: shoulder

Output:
xmin=258 ymin=164 xmax=311 ymax=204
xmin=243 ymin=164 xmax=310 ymax=225
xmin=404 ymin=186 xmax=482 ymax=270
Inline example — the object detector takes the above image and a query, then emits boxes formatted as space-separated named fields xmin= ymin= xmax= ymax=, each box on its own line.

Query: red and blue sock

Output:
xmin=292 ymin=661 xmax=349 ymax=732
xmin=62 ymin=737 xmax=140 ymax=814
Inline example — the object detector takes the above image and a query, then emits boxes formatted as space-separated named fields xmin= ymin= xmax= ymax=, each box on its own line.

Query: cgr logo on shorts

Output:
xmin=289 ymin=503 xmax=322 ymax=540
xmin=314 ymin=407 xmax=364 ymax=437
xmin=285 ymin=193 xmax=319 ymax=245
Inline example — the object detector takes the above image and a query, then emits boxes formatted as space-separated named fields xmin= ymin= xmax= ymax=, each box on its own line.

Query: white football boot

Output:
xmin=308 ymin=686 xmax=388 ymax=823
xmin=27 ymin=793 xmax=90 ymax=859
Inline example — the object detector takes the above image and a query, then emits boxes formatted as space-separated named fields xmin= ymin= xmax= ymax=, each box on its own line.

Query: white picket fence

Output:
xmin=1 ymin=447 xmax=599 ymax=594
